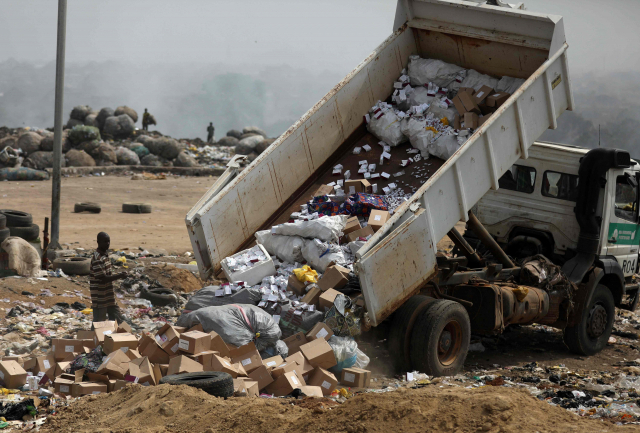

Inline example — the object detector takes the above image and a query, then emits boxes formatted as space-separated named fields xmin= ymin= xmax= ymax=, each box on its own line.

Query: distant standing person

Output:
xmin=142 ymin=108 xmax=156 ymax=131
xmin=90 ymin=232 xmax=128 ymax=323
xmin=207 ymin=122 xmax=215 ymax=143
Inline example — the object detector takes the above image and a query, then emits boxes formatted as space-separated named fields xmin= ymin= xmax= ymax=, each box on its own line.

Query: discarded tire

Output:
xmin=8 ymin=224 xmax=40 ymax=241
xmin=140 ymin=287 xmax=179 ymax=307
xmin=388 ymin=295 xmax=436 ymax=373
xmin=122 ymin=203 xmax=152 ymax=214
xmin=52 ymin=257 xmax=92 ymax=275
xmin=159 ymin=372 xmax=234 ymax=397
xmin=409 ymin=299 xmax=470 ymax=377
xmin=0 ymin=214 xmax=5 ymax=230
xmin=0 ymin=210 xmax=33 ymax=227
xmin=74 ymin=202 xmax=102 ymax=214
xmin=0 ymin=227 xmax=10 ymax=243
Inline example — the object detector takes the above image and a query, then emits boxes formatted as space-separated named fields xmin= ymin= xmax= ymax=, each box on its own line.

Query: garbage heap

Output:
xmin=365 ymin=55 xmax=524 ymax=161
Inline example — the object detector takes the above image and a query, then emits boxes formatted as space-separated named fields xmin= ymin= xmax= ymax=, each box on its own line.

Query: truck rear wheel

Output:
xmin=563 ymin=284 xmax=615 ymax=355
xmin=409 ymin=300 xmax=470 ymax=377
xmin=388 ymin=295 xmax=435 ymax=373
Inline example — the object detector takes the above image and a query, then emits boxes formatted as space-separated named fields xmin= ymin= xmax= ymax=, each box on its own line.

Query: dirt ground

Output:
xmin=0 ymin=174 xmax=217 ymax=254
xmin=42 ymin=383 xmax=640 ymax=433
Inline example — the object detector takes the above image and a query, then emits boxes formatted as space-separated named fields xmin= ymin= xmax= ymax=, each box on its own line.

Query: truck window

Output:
xmin=541 ymin=171 xmax=579 ymax=202
xmin=615 ymin=175 xmax=638 ymax=222
xmin=498 ymin=165 xmax=536 ymax=194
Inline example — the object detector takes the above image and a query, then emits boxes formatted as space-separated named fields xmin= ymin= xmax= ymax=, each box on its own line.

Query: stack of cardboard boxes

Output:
xmin=452 ymin=86 xmax=511 ymax=130
xmin=288 ymin=264 xmax=351 ymax=313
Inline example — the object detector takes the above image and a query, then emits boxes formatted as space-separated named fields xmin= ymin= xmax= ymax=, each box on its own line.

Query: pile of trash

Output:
xmin=365 ymin=56 xmax=524 ymax=161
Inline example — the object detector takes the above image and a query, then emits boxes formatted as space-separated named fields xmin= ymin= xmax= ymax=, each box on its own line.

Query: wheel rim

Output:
xmin=587 ymin=303 xmax=608 ymax=338
xmin=438 ymin=320 xmax=463 ymax=366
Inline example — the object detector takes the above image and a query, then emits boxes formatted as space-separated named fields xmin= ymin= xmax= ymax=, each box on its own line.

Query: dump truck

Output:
xmin=186 ymin=0 xmax=598 ymax=376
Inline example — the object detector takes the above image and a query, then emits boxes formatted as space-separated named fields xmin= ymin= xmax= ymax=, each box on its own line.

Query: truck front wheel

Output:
xmin=563 ymin=284 xmax=615 ymax=355
xmin=409 ymin=300 xmax=470 ymax=377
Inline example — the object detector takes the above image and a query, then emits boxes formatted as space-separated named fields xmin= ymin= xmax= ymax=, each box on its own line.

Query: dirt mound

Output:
xmin=145 ymin=264 xmax=203 ymax=293
xmin=43 ymin=383 xmax=637 ymax=433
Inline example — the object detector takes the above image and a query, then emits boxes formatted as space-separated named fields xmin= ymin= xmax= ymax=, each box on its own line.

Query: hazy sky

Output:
xmin=1 ymin=0 xmax=639 ymax=76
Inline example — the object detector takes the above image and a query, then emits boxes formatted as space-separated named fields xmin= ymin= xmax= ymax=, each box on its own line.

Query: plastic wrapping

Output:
xmin=327 ymin=336 xmax=358 ymax=374
xmin=184 ymin=286 xmax=262 ymax=312
xmin=354 ymin=348 xmax=370 ymax=369
xmin=397 ymin=86 xmax=435 ymax=111
xmin=496 ymin=76 xmax=525 ymax=94
xmin=427 ymin=132 xmax=461 ymax=160
xmin=255 ymin=230 xmax=305 ymax=263
xmin=1 ymin=237 xmax=41 ymax=277
xmin=459 ymin=69 xmax=500 ymax=92
xmin=366 ymin=108 xmax=407 ymax=147
xmin=348 ymin=241 xmax=366 ymax=256
xmin=401 ymin=116 xmax=433 ymax=157
xmin=264 ymin=300 xmax=324 ymax=338
xmin=272 ymin=215 xmax=348 ymax=243
xmin=259 ymin=340 xmax=289 ymax=359
xmin=426 ymin=99 xmax=458 ymax=124
xmin=301 ymin=239 xmax=348 ymax=272
xmin=176 ymin=303 xmax=281 ymax=351
xmin=407 ymin=56 xmax=465 ymax=88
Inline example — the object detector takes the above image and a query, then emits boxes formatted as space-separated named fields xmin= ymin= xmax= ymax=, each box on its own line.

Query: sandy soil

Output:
xmin=0 ymin=174 xmax=217 ymax=254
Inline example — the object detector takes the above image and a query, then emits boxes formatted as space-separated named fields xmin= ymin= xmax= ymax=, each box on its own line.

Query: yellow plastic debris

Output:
xmin=81 ymin=308 xmax=93 ymax=315
xmin=511 ymin=286 xmax=529 ymax=302
xmin=116 ymin=256 xmax=128 ymax=268
xmin=425 ymin=126 xmax=438 ymax=134
xmin=440 ymin=117 xmax=449 ymax=126
xmin=189 ymin=261 xmax=197 ymax=265
xmin=293 ymin=265 xmax=318 ymax=284
xmin=0 ymin=389 xmax=18 ymax=395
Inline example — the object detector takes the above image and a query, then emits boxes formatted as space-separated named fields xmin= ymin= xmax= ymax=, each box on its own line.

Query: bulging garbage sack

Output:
xmin=459 ymin=69 xmax=500 ymax=92
xmin=366 ymin=104 xmax=407 ymax=147
xmin=327 ymin=336 xmax=358 ymax=374
xmin=426 ymin=98 xmax=458 ymax=125
xmin=1 ymin=237 xmax=40 ymax=277
xmin=255 ymin=230 xmax=305 ymax=263
xmin=427 ymin=132 xmax=461 ymax=160
xmin=496 ymin=76 xmax=525 ymax=94
xmin=401 ymin=116 xmax=433 ymax=158
xmin=301 ymin=239 xmax=348 ymax=272
xmin=407 ymin=56 xmax=465 ymax=88
xmin=176 ymin=303 xmax=281 ymax=351
xmin=184 ymin=285 xmax=262 ymax=312
xmin=272 ymin=215 xmax=348 ymax=243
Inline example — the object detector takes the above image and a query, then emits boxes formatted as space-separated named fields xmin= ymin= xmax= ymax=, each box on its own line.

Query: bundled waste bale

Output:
xmin=68 ymin=125 xmax=100 ymax=146
xmin=130 ymin=145 xmax=150 ymax=158
xmin=235 ymin=135 xmax=264 ymax=155
xmin=15 ymin=132 xmax=42 ymax=155
xmin=103 ymin=114 xmax=135 ymax=138
xmin=83 ymin=113 xmax=99 ymax=128
xmin=366 ymin=102 xmax=407 ymax=147
xmin=70 ymin=105 xmax=92 ymax=121
xmin=114 ymin=106 xmax=138 ymax=123
xmin=92 ymin=142 xmax=118 ymax=165
xmin=23 ymin=151 xmax=65 ymax=170
xmin=96 ymin=107 xmax=115 ymax=130
xmin=65 ymin=149 xmax=96 ymax=167
xmin=407 ymin=56 xmax=465 ymax=88
xmin=217 ymin=136 xmax=238 ymax=147
xmin=116 ymin=147 xmax=140 ymax=165
xmin=226 ymin=129 xmax=243 ymax=139
xmin=173 ymin=151 xmax=198 ymax=167
xmin=242 ymin=126 xmax=267 ymax=137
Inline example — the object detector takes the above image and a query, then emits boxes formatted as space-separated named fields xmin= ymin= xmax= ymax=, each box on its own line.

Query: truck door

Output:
xmin=605 ymin=169 xmax=640 ymax=276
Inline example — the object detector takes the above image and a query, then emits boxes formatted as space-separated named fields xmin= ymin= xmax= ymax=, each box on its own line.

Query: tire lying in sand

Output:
xmin=159 ymin=372 xmax=234 ymax=398
xmin=52 ymin=257 xmax=92 ymax=275
xmin=0 ymin=214 xmax=6 ymax=230
xmin=74 ymin=203 xmax=102 ymax=214
xmin=140 ymin=287 xmax=179 ymax=307
xmin=0 ymin=210 xmax=33 ymax=227
xmin=122 ymin=203 xmax=152 ymax=214
xmin=8 ymin=224 xmax=40 ymax=241
xmin=0 ymin=227 xmax=10 ymax=243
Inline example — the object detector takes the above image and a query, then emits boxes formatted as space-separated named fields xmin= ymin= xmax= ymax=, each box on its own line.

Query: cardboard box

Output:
xmin=187 ymin=324 xmax=204 ymax=333
xmin=167 ymin=355 xmax=203 ymax=376
xmin=2 ymin=356 xmax=23 ymax=366
xmin=121 ymin=348 xmax=142 ymax=361
xmin=51 ymin=338 xmax=87 ymax=361
xmin=112 ymin=379 xmax=128 ymax=392
xmin=284 ymin=352 xmax=314 ymax=376
xmin=159 ymin=364 xmax=169 ymax=377
xmin=458 ymin=91 xmax=481 ymax=114
xmin=233 ymin=378 xmax=248 ymax=395
xmin=307 ymin=367 xmax=338 ymax=396
xmin=300 ymin=286 xmax=322 ymax=307
xmin=472 ymin=85 xmax=494 ymax=105
xmin=452 ymin=95 xmax=466 ymax=116
xmin=367 ymin=210 xmax=390 ymax=233
xmin=340 ymin=367 xmax=371 ymax=388
xmin=247 ymin=365 xmax=274 ymax=390
xmin=23 ymin=357 xmax=37 ymax=372
xmin=104 ymin=333 xmax=139 ymax=354
xmin=129 ymin=357 xmax=158 ymax=386
xmin=86 ymin=372 xmax=110 ymax=385
xmin=178 ymin=330 xmax=212 ymax=355
xmin=138 ymin=335 xmax=170 ymax=365
xmin=0 ymin=360 xmax=27 ymax=389
xmin=96 ymin=349 xmax=131 ymax=379
xmin=209 ymin=331 xmax=231 ymax=358
xmin=346 ymin=225 xmax=374 ymax=243
xmin=459 ymin=87 xmax=476 ymax=95
xmin=54 ymin=361 xmax=72 ymax=378
xmin=33 ymin=353 xmax=56 ymax=377
xmin=313 ymin=184 xmax=334 ymax=197
xmin=71 ymin=382 xmax=107 ymax=397
xmin=343 ymin=217 xmax=362 ymax=235
xmin=239 ymin=379 xmax=260 ymax=397
xmin=486 ymin=91 xmax=510 ymax=108
xmin=283 ymin=332 xmax=308 ymax=355
xmin=319 ymin=288 xmax=340 ymax=312
xmin=287 ymin=274 xmax=307 ymax=296
xmin=230 ymin=342 xmax=262 ymax=373
xmin=306 ymin=322 xmax=334 ymax=342
xmin=54 ymin=377 xmax=74 ymax=395
xmin=209 ymin=355 xmax=239 ymax=378
xmin=299 ymin=385 xmax=323 ymax=397
xmin=271 ymin=361 xmax=299 ymax=379
xmin=344 ymin=179 xmax=371 ymax=195
xmin=92 ymin=321 xmax=118 ymax=344
xmin=317 ymin=265 xmax=349 ymax=292
xmin=117 ymin=321 xmax=133 ymax=334
xmin=76 ymin=330 xmax=97 ymax=349
xmin=478 ymin=114 xmax=491 ymax=127
xmin=299 ymin=338 xmax=337 ymax=369
xmin=264 ymin=371 xmax=305 ymax=397
xmin=155 ymin=324 xmax=181 ymax=356
xmin=262 ymin=356 xmax=283 ymax=372
xmin=174 ymin=327 xmax=188 ymax=333
xmin=453 ymin=114 xmax=461 ymax=130
xmin=462 ymin=112 xmax=478 ymax=129
xmin=191 ymin=350 xmax=220 ymax=367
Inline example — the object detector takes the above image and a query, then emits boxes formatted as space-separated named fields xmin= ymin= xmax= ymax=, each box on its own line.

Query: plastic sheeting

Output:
xmin=301 ymin=239 xmax=348 ymax=272
xmin=255 ymin=230 xmax=305 ymax=263
xmin=407 ymin=56 xmax=465 ymax=88
xmin=176 ymin=303 xmax=281 ymax=351
xmin=1 ymin=237 xmax=40 ymax=277
xmin=272 ymin=215 xmax=348 ymax=243
xmin=328 ymin=335 xmax=358 ymax=374
xmin=184 ymin=286 xmax=262 ymax=311
xmin=366 ymin=108 xmax=407 ymax=147
xmin=459 ymin=69 xmax=500 ymax=92
xmin=427 ymin=132 xmax=461 ymax=160
xmin=496 ymin=76 xmax=526 ymax=94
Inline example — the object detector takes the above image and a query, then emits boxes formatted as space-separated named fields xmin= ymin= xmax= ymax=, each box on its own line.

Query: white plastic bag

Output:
xmin=396 ymin=86 xmax=435 ymax=111
xmin=427 ymin=132 xmax=461 ymax=160
xmin=496 ymin=76 xmax=525 ymax=94
xmin=255 ymin=230 xmax=304 ymax=263
xmin=407 ymin=56 xmax=465 ymax=88
xmin=401 ymin=116 xmax=433 ymax=157
xmin=1 ymin=237 xmax=40 ymax=277
xmin=426 ymin=98 xmax=458 ymax=124
xmin=301 ymin=239 xmax=348 ymax=272
xmin=458 ymin=69 xmax=499 ymax=92
xmin=272 ymin=215 xmax=348 ymax=243
xmin=366 ymin=108 xmax=407 ymax=147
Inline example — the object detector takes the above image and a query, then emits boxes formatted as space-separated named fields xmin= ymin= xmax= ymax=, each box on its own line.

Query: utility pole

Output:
xmin=50 ymin=0 xmax=67 ymax=251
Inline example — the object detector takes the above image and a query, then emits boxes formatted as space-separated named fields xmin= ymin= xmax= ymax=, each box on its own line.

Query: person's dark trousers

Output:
xmin=92 ymin=305 xmax=127 ymax=325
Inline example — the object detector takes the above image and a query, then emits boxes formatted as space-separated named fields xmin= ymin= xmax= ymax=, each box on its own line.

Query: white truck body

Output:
xmin=186 ymin=0 xmax=574 ymax=327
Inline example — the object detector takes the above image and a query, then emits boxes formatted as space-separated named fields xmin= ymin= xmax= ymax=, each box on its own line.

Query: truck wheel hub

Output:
xmin=587 ymin=305 xmax=607 ymax=338
xmin=439 ymin=331 xmax=452 ymax=352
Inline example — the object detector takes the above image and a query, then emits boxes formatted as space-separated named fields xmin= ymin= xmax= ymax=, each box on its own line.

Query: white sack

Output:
xmin=301 ymin=239 xmax=348 ymax=272
xmin=1 ymin=237 xmax=40 ymax=277
xmin=255 ymin=230 xmax=304 ymax=263
xmin=496 ymin=76 xmax=525 ymax=94
xmin=458 ymin=69 xmax=500 ymax=92
xmin=396 ymin=86 xmax=436 ymax=112
xmin=367 ymin=109 xmax=407 ymax=147
xmin=401 ymin=117 xmax=433 ymax=158
xmin=407 ymin=56 xmax=465 ymax=88
xmin=427 ymin=132 xmax=462 ymax=160
xmin=426 ymin=98 xmax=458 ymax=124
xmin=272 ymin=215 xmax=348 ymax=243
